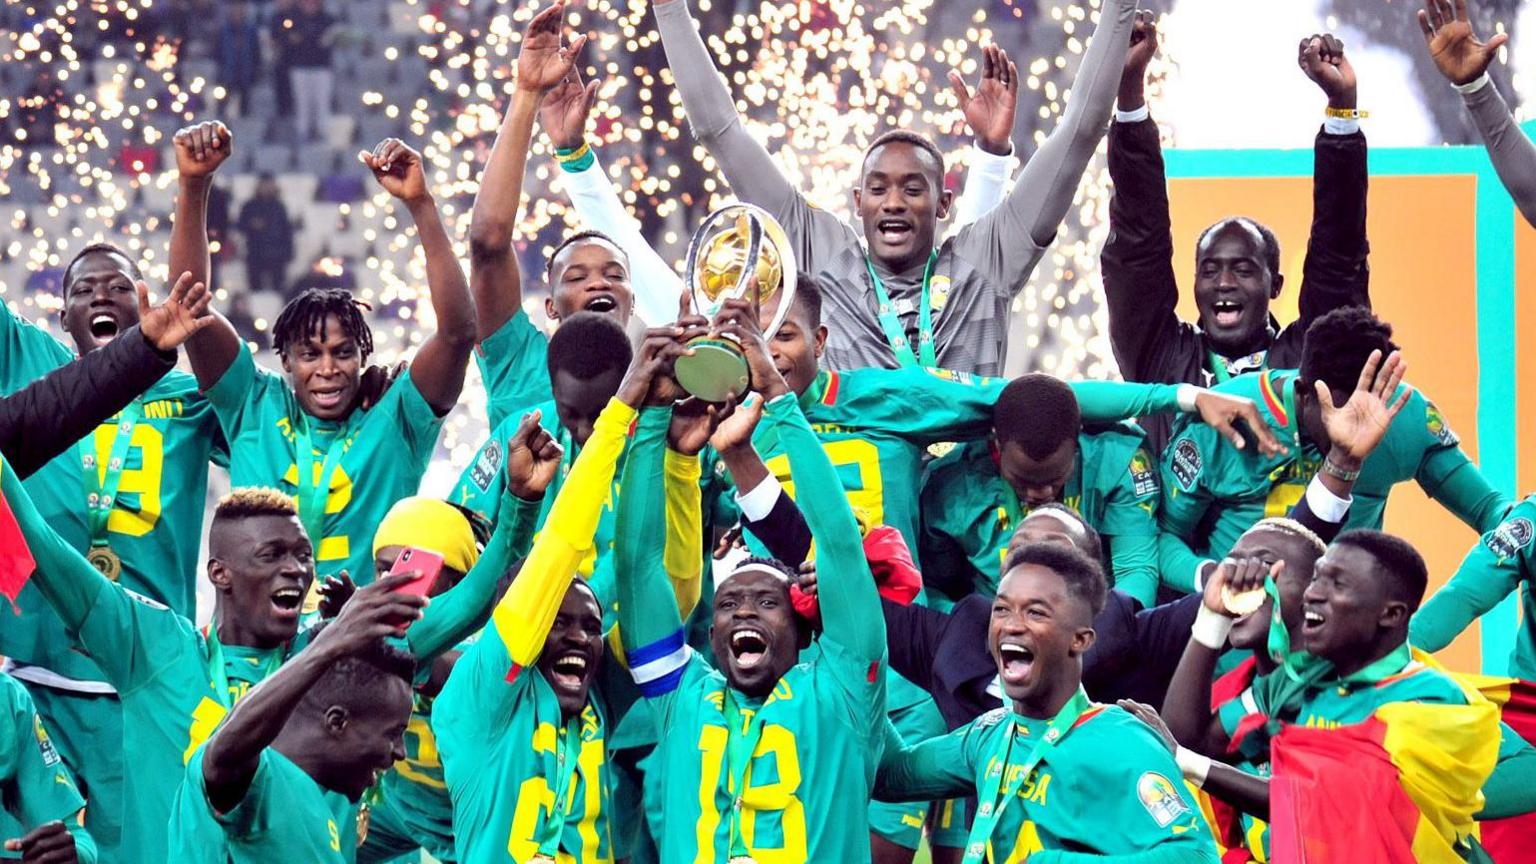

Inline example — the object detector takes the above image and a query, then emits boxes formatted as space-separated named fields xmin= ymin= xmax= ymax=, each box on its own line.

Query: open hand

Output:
xmin=317 ymin=572 xmax=356 ymax=620
xmin=1316 ymin=348 xmax=1411 ymax=468
xmin=1118 ymin=699 xmax=1178 ymax=754
xmin=540 ymin=69 xmax=600 ymax=150
xmin=506 ymin=409 xmax=564 ymax=500
xmin=173 ymin=120 xmax=233 ymax=178
xmin=1419 ymin=0 xmax=1508 ymax=85
xmin=517 ymin=2 xmax=589 ymax=95
xmin=949 ymin=44 xmax=1018 ymax=156
xmin=359 ymin=138 xmax=429 ymax=203
xmin=137 ymin=271 xmax=214 ymax=352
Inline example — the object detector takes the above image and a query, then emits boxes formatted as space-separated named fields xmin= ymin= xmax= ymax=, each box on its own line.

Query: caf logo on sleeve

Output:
xmin=33 ymin=715 xmax=61 ymax=767
xmin=1137 ymin=772 xmax=1191 ymax=828
xmin=1130 ymin=450 xmax=1158 ymax=497
xmin=1486 ymin=517 xmax=1534 ymax=560
xmin=1170 ymin=439 xmax=1202 ymax=492
xmin=469 ymin=438 xmax=503 ymax=493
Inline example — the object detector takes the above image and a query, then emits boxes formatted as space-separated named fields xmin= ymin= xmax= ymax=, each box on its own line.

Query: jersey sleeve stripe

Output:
xmin=630 ymin=630 xmax=691 ymax=696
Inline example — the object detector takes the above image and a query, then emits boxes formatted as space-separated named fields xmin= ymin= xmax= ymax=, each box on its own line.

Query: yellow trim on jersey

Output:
xmin=663 ymin=448 xmax=704 ymax=618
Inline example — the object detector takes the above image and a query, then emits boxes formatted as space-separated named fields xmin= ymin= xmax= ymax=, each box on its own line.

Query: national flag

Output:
xmin=1269 ymin=696 xmax=1499 ymax=863
xmin=1442 ymin=673 xmax=1536 ymax=864
xmin=0 ymin=461 xmax=37 ymax=612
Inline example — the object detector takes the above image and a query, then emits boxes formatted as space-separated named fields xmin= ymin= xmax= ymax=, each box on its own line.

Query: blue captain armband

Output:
xmin=629 ymin=628 xmax=691 ymax=697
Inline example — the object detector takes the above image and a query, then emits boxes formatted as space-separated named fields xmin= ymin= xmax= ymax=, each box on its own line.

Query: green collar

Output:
xmin=1336 ymin=641 xmax=1413 ymax=687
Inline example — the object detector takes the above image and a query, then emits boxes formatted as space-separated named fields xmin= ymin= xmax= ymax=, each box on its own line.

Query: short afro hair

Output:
xmin=1001 ymin=542 xmax=1108 ymax=618
xmin=214 ymin=487 xmax=298 ymax=522
xmin=993 ymin=374 xmax=1081 ymax=459
xmin=1018 ymin=502 xmax=1102 ymax=561
xmin=273 ymin=287 xmax=374 ymax=360
xmin=545 ymin=229 xmax=628 ymax=284
xmin=63 ymin=242 xmax=144 ymax=292
xmin=546 ymin=311 xmax=632 ymax=382
xmin=864 ymin=129 xmax=947 ymax=188
xmin=1332 ymin=529 xmax=1429 ymax=612
xmin=789 ymin=274 xmax=823 ymax=329
xmin=1299 ymin=307 xmax=1397 ymax=400
xmin=1195 ymin=217 xmax=1281 ymax=283
xmin=297 ymin=635 xmax=416 ymax=713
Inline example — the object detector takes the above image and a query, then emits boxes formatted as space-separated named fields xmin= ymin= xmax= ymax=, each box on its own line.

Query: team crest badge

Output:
xmin=469 ymin=438 xmax=503 ymax=493
xmin=1137 ymin=772 xmax=1191 ymax=828
xmin=1170 ymin=439 xmax=1202 ymax=492
xmin=1486 ymin=517 xmax=1534 ymax=560
xmin=1130 ymin=449 xmax=1158 ymax=497
xmin=929 ymin=275 xmax=952 ymax=311
xmin=1425 ymin=402 xmax=1460 ymax=447
xmin=33 ymin=716 xmax=61 ymax=766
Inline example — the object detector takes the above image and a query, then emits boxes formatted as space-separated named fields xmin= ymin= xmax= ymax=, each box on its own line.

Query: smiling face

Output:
xmin=547 ymin=237 xmax=633 ymax=325
xmin=1300 ymin=544 xmax=1401 ymax=668
xmin=328 ymin=677 xmax=411 ymax=801
xmin=1193 ymin=220 xmax=1280 ymax=358
xmin=997 ymin=438 xmax=1079 ymax=509
xmin=854 ymin=141 xmax=951 ymax=273
xmin=710 ymin=567 xmax=800 ymax=698
xmin=989 ymin=564 xmax=1095 ymax=717
xmin=760 ymin=291 xmax=826 ymax=398
xmin=210 ymin=513 xmax=316 ymax=646
xmin=280 ymin=314 xmax=363 ymax=421
xmin=536 ymin=581 xmax=606 ymax=720
xmin=1226 ymin=529 xmax=1321 ymax=651
xmin=61 ymin=249 xmax=142 ymax=355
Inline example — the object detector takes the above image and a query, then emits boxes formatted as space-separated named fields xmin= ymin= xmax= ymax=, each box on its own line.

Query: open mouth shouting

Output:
xmin=89 ymin=311 xmax=122 ymax=346
xmin=270 ymin=584 xmax=305 ymax=623
xmin=308 ymin=385 xmax=348 ymax=413
xmin=549 ymin=651 xmax=591 ymax=692
xmin=875 ymin=218 xmax=914 ymax=247
xmin=730 ymin=626 xmax=770 ymax=671
xmin=1210 ymin=298 xmax=1245 ymax=330
xmin=997 ymin=640 xmax=1035 ymax=688
xmin=582 ymin=293 xmax=619 ymax=315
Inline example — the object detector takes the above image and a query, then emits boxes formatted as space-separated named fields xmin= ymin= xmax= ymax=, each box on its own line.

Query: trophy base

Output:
xmin=675 ymin=338 xmax=750 ymax=403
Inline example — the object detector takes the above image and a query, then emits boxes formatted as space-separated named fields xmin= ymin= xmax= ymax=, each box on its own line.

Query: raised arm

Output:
xmin=1419 ymin=0 xmax=1536 ymax=227
xmin=359 ymin=138 xmax=474 ymax=413
xmin=1074 ymin=381 xmax=1286 ymax=457
xmin=955 ymin=0 xmax=1137 ymax=285
xmin=168 ymin=120 xmax=243 ymax=390
xmin=1412 ymin=498 xmax=1534 ymax=653
xmin=541 ymin=69 xmax=685 ymax=326
xmin=947 ymin=45 xmax=1019 ymax=229
xmin=1159 ymin=562 xmax=1267 ymax=756
xmin=201 ymin=575 xmax=427 ymax=813
xmin=1100 ymin=13 xmax=1188 ymax=384
xmin=1293 ymin=35 xmax=1370 ymax=333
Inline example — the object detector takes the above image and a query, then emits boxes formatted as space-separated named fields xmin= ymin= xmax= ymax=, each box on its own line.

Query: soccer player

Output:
xmin=1101 ymin=20 xmax=1370 ymax=451
xmin=0 ymin=262 xmax=226 ymax=863
xmin=169 ymin=588 xmax=424 ymax=864
xmin=615 ymin=315 xmax=892 ymax=864
xmin=172 ymin=122 xmax=476 ymax=602
xmin=1 ymin=449 xmax=532 ymax=863
xmin=0 ymin=673 xmax=95 ymax=864
xmin=875 ymin=543 xmax=1219 ymax=863
xmin=1159 ymin=309 xmax=1508 ymax=593
xmin=1418 ymin=0 xmax=1536 ymax=227
xmin=434 ymin=325 xmax=700 ymax=864
xmin=921 ymin=373 xmax=1164 ymax=606
xmin=655 ymin=0 xmax=1137 ymax=375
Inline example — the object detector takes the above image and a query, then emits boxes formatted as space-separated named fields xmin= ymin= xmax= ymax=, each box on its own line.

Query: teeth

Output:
xmin=731 ymin=629 xmax=766 ymax=648
xmin=91 ymin=314 xmax=115 ymax=326
xmin=1304 ymin=611 xmax=1324 ymax=625
xmin=999 ymin=643 xmax=1030 ymax=659
xmin=555 ymin=655 xmax=587 ymax=672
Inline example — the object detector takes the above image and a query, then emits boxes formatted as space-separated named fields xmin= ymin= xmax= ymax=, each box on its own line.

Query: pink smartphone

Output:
xmin=388 ymin=547 xmax=445 ymax=599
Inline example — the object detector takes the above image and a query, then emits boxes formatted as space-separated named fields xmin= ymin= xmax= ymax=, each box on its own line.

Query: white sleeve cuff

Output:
xmin=735 ymin=475 xmax=784 ymax=523
xmin=1323 ymin=117 xmax=1360 ymax=136
xmin=968 ymin=142 xmax=1014 ymax=172
xmin=1304 ymin=474 xmax=1352 ymax=524
xmin=1176 ymin=747 xmax=1212 ymax=787
xmin=1454 ymin=73 xmax=1493 ymax=95
xmin=1193 ymin=559 xmax=1216 ymax=592
xmin=1115 ymin=104 xmax=1150 ymax=123
xmin=1176 ymin=384 xmax=1201 ymax=413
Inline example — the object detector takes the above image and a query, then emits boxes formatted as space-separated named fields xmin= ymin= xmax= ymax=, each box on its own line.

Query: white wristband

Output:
xmin=1304 ymin=473 xmax=1352 ymax=524
xmin=1191 ymin=603 xmax=1233 ymax=650
xmin=1323 ymin=116 xmax=1360 ymax=136
xmin=1453 ymin=73 xmax=1492 ymax=95
xmin=1176 ymin=384 xmax=1200 ymax=413
xmin=1115 ymin=104 xmax=1150 ymax=123
xmin=1176 ymin=746 xmax=1212 ymax=787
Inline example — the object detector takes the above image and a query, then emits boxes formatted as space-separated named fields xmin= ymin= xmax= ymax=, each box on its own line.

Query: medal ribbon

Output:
xmin=294 ymin=414 xmax=354 ymax=550
xmin=962 ymin=688 xmax=1092 ymax=864
xmin=78 ymin=399 xmax=145 ymax=549
xmin=535 ymin=712 xmax=585 ymax=857
xmin=722 ymin=688 xmax=770 ymax=859
xmin=867 ymin=250 xmax=939 ymax=368
xmin=202 ymin=625 xmax=285 ymax=708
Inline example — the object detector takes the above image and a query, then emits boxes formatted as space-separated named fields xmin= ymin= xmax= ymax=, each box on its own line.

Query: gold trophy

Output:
xmin=674 ymin=204 xmax=798 ymax=403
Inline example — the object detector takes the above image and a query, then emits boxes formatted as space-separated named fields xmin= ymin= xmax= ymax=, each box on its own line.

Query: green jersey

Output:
xmin=1413 ymin=495 xmax=1536 ymax=681
xmin=0 ymin=674 xmax=92 ymax=859
xmin=920 ymin=424 xmax=1162 ymax=604
xmin=1159 ymin=370 xmax=1508 ymax=588
xmin=618 ymin=396 xmax=890 ymax=864
xmin=205 ymin=345 xmax=444 ymax=600
xmin=172 ymin=745 xmax=355 ymax=864
xmin=0 ymin=307 xmax=226 ymax=685
xmin=878 ymin=703 xmax=1216 ymax=863
xmin=477 ymin=308 xmax=552 ymax=429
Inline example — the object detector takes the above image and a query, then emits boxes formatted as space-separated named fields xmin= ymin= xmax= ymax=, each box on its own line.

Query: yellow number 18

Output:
xmin=694 ymin=724 xmax=808 ymax=864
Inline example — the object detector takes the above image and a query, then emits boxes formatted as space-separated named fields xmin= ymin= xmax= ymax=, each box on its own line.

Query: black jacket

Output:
xmin=1100 ymin=118 xmax=1371 ymax=453
xmin=1 ymin=326 xmax=175 ymax=478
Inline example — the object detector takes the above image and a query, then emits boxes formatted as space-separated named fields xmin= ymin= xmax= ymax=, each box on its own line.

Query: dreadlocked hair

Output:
xmin=272 ymin=287 xmax=374 ymax=360
xmin=1246 ymin=517 xmax=1327 ymax=557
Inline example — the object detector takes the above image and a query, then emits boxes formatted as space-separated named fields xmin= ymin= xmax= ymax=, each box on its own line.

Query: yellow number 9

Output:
xmin=96 ymin=424 xmax=164 ymax=538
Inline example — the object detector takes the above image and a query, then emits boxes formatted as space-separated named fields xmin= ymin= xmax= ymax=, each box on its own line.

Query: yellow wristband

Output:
xmin=1324 ymin=107 xmax=1368 ymax=120
xmin=555 ymin=141 xmax=592 ymax=164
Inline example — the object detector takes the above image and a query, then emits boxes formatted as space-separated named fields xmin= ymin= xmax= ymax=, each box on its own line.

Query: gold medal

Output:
xmin=86 ymin=547 xmax=122 ymax=582
xmin=1221 ymin=585 xmax=1266 ymax=616
xmin=356 ymin=803 xmax=370 ymax=847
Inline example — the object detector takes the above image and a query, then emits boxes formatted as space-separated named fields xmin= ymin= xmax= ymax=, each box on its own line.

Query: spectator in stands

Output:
xmin=279 ymin=0 xmax=339 ymax=144
xmin=207 ymin=181 xmax=233 ymax=292
xmin=237 ymin=174 xmax=295 ymax=296
xmin=266 ymin=0 xmax=297 ymax=120
xmin=216 ymin=2 xmax=263 ymax=118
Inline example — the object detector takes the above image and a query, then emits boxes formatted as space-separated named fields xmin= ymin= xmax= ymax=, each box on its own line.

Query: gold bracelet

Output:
xmin=1324 ymin=107 xmax=1369 ymax=120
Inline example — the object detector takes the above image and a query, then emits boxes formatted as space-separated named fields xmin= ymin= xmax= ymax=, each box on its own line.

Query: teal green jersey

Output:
xmin=1413 ymin=495 xmax=1536 ymax=681
xmin=878 ymin=704 xmax=1217 ymax=863
xmin=434 ymin=627 xmax=616 ymax=864
xmin=1159 ymin=370 xmax=1509 ymax=584
xmin=171 ymin=745 xmax=354 ymax=864
xmin=0 ymin=308 xmax=226 ymax=685
xmin=1275 ymin=646 xmax=1472 ymax=729
xmin=205 ymin=345 xmax=444 ymax=600
xmin=477 ymin=308 xmax=552 ymax=429
xmin=920 ymin=424 xmax=1162 ymax=604
xmin=0 ymin=673 xmax=87 ymax=835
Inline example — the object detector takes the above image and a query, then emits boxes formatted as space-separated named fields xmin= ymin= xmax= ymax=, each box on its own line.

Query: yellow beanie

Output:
xmin=372 ymin=496 xmax=480 ymax=575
